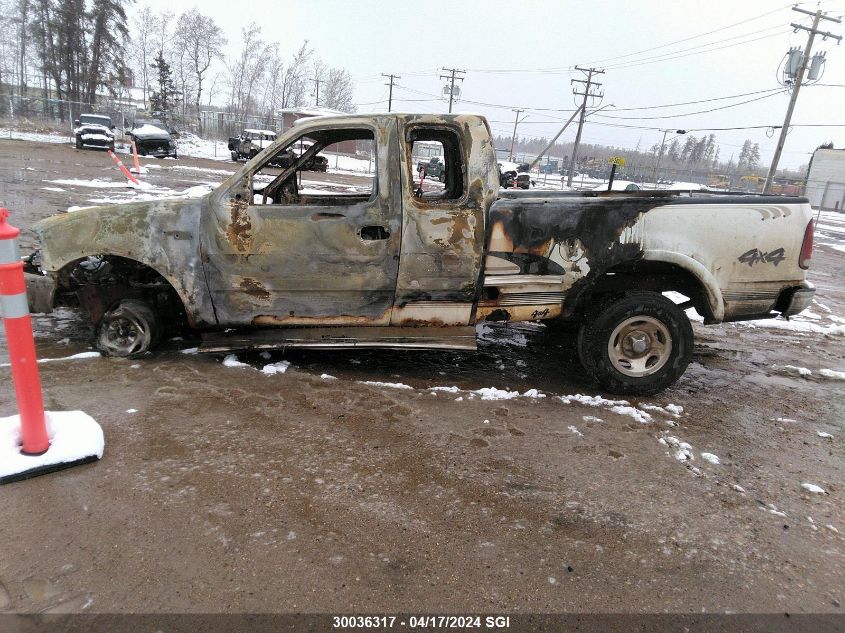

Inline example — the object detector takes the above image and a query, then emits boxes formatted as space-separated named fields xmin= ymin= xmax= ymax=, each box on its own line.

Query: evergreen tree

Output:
xmin=149 ymin=50 xmax=180 ymax=115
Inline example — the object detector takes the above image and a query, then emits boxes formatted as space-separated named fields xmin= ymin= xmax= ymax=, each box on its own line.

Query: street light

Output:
xmin=651 ymin=129 xmax=686 ymax=189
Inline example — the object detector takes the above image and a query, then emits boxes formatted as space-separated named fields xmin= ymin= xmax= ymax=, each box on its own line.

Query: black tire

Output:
xmin=75 ymin=135 xmax=83 ymax=149
xmin=231 ymin=151 xmax=239 ymax=161
xmin=438 ymin=171 xmax=446 ymax=183
xmin=96 ymin=299 xmax=160 ymax=358
xmin=108 ymin=142 xmax=115 ymax=152
xmin=577 ymin=291 xmax=693 ymax=395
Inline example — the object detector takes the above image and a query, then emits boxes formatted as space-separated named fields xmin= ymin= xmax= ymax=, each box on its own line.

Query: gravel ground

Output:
xmin=0 ymin=138 xmax=843 ymax=617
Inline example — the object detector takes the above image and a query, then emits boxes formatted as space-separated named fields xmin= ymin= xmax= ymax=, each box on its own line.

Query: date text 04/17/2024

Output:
xmin=332 ymin=615 xmax=511 ymax=629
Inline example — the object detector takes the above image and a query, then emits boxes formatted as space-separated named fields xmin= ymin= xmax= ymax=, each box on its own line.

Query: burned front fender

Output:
xmin=33 ymin=196 xmax=217 ymax=327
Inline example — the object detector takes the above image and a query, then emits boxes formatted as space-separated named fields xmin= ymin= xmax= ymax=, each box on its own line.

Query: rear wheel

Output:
xmin=75 ymin=135 xmax=83 ymax=149
xmin=96 ymin=299 xmax=160 ymax=357
xmin=577 ymin=292 xmax=693 ymax=395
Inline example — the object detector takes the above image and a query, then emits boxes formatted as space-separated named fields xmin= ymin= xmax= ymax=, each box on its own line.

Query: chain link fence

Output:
xmin=0 ymin=94 xmax=140 ymax=139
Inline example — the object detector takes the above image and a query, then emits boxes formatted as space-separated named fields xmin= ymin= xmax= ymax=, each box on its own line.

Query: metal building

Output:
xmin=805 ymin=148 xmax=845 ymax=212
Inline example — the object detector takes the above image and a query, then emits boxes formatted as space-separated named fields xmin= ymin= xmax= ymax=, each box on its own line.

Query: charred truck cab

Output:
xmin=25 ymin=114 xmax=815 ymax=395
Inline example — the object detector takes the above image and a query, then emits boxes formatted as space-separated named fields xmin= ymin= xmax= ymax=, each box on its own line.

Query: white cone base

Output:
xmin=0 ymin=411 xmax=104 ymax=483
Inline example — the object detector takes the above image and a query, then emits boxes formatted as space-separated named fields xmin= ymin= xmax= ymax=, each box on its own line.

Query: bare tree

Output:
xmin=130 ymin=6 xmax=158 ymax=109
xmin=322 ymin=66 xmax=355 ymax=113
xmin=175 ymin=8 xmax=225 ymax=132
xmin=226 ymin=22 xmax=271 ymax=117
xmin=279 ymin=41 xmax=312 ymax=110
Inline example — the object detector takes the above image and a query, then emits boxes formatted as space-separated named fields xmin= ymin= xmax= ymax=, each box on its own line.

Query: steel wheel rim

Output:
xmin=99 ymin=311 xmax=151 ymax=356
xmin=607 ymin=315 xmax=672 ymax=377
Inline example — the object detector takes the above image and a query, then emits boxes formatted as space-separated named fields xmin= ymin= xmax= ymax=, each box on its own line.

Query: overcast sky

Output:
xmin=138 ymin=0 xmax=845 ymax=169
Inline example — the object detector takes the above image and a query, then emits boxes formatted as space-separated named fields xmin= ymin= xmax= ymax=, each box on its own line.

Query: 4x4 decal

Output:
xmin=738 ymin=247 xmax=786 ymax=267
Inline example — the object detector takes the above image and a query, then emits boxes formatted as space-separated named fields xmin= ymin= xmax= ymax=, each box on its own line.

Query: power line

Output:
xmin=583 ymin=4 xmax=793 ymax=65
xmin=602 ymin=29 xmax=792 ymax=71
xmin=591 ymin=91 xmax=786 ymax=120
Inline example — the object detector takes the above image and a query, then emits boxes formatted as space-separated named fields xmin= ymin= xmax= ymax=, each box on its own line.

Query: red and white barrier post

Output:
xmin=131 ymin=141 xmax=142 ymax=174
xmin=0 ymin=208 xmax=49 ymax=455
xmin=107 ymin=149 xmax=140 ymax=186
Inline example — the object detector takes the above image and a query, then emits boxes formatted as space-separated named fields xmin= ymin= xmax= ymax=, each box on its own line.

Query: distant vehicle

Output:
xmin=128 ymin=119 xmax=177 ymax=158
xmin=73 ymin=114 xmax=115 ymax=151
xmin=228 ymin=129 xmax=278 ymax=161
xmin=228 ymin=130 xmax=327 ymax=171
xmin=417 ymin=156 xmax=446 ymax=182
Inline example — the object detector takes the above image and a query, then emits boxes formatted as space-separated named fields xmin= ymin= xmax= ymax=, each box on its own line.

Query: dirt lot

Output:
xmin=0 ymin=138 xmax=843 ymax=617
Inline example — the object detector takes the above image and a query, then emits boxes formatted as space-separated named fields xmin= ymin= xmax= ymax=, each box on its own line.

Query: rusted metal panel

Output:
xmin=34 ymin=198 xmax=216 ymax=327
xmin=200 ymin=116 xmax=403 ymax=327
xmin=392 ymin=115 xmax=499 ymax=326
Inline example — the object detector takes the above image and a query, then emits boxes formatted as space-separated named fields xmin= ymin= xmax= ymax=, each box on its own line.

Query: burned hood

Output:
xmin=34 ymin=196 xmax=204 ymax=273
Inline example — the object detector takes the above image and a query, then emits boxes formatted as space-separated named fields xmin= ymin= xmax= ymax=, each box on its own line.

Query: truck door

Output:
xmin=393 ymin=119 xmax=489 ymax=325
xmin=201 ymin=118 xmax=403 ymax=327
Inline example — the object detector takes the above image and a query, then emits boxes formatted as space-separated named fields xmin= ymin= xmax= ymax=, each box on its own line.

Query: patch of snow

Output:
xmin=180 ymin=347 xmax=199 ymax=355
xmin=816 ymin=431 xmax=833 ymax=439
xmin=522 ymin=388 xmax=546 ymax=398
xmin=48 ymin=178 xmax=131 ymax=189
xmin=775 ymin=364 xmax=812 ymax=377
xmin=801 ymin=483 xmax=827 ymax=495
xmin=582 ymin=415 xmax=603 ymax=423
xmin=609 ymin=405 xmax=652 ymax=424
xmin=261 ymin=361 xmax=290 ymax=375
xmin=471 ymin=387 xmax=521 ymax=400
xmin=222 ymin=354 xmax=249 ymax=368
xmin=430 ymin=386 xmax=461 ymax=393
xmin=320 ymin=374 xmax=337 ymax=380
xmin=126 ymin=409 xmax=138 ymax=414
xmin=665 ymin=404 xmax=684 ymax=416
xmin=41 ymin=186 xmax=66 ymax=192
xmin=1 ymin=351 xmax=101 ymax=368
xmin=0 ymin=411 xmax=104 ymax=479
xmin=732 ymin=484 xmax=746 ymax=493
xmin=701 ymin=452 xmax=721 ymax=465
xmin=767 ymin=504 xmax=787 ymax=517
xmin=664 ymin=436 xmax=693 ymax=461
xmin=819 ymin=368 xmax=845 ymax=380
xmin=827 ymin=524 xmax=840 ymax=534
xmin=359 ymin=381 xmax=413 ymax=390
xmin=568 ymin=425 xmax=584 ymax=437
xmin=559 ymin=394 xmax=628 ymax=407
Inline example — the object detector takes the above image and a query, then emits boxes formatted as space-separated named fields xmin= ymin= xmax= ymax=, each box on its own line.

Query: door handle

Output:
xmin=360 ymin=225 xmax=390 ymax=240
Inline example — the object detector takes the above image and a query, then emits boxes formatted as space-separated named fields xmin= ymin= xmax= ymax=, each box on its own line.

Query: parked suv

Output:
xmin=74 ymin=114 xmax=116 ymax=151
xmin=128 ymin=119 xmax=177 ymax=158
xmin=228 ymin=129 xmax=278 ymax=161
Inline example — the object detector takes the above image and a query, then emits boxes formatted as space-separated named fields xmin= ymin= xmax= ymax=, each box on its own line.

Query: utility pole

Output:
xmin=382 ymin=73 xmax=400 ymax=112
xmin=764 ymin=6 xmax=841 ymax=193
xmin=566 ymin=66 xmax=604 ymax=187
xmin=440 ymin=67 xmax=465 ymax=113
xmin=509 ymin=109 xmax=523 ymax=161
xmin=312 ymin=76 xmax=323 ymax=106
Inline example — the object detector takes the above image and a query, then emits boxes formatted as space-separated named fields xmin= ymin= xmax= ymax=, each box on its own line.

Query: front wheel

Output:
xmin=75 ymin=135 xmax=83 ymax=149
xmin=577 ymin=292 xmax=693 ymax=395
xmin=96 ymin=299 xmax=160 ymax=357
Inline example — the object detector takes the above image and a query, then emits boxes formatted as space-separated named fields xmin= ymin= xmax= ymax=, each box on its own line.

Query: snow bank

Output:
xmin=0 ymin=411 xmax=103 ymax=480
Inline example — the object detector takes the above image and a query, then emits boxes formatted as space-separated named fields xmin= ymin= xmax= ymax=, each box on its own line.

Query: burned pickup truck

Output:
xmin=24 ymin=114 xmax=815 ymax=394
